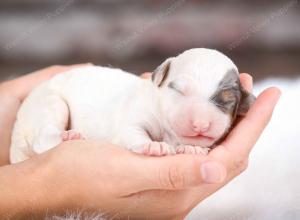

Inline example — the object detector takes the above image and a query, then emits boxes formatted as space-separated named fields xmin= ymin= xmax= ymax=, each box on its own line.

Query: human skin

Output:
xmin=0 ymin=65 xmax=281 ymax=220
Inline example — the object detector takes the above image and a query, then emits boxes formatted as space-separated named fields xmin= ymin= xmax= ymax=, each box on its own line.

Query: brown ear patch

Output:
xmin=220 ymin=89 xmax=236 ymax=103
xmin=152 ymin=58 xmax=173 ymax=87
xmin=237 ymin=87 xmax=256 ymax=116
xmin=210 ymin=68 xmax=256 ymax=119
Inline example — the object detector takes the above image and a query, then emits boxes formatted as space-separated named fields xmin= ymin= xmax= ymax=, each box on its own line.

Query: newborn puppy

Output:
xmin=10 ymin=48 xmax=255 ymax=163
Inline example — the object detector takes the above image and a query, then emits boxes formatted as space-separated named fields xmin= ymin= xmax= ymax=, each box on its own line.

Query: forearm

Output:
xmin=0 ymin=153 xmax=73 ymax=219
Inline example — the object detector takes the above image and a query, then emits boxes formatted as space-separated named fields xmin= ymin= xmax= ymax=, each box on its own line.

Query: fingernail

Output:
xmin=200 ymin=162 xmax=226 ymax=184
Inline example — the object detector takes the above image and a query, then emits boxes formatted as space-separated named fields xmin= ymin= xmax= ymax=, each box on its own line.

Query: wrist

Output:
xmin=0 ymin=151 xmax=75 ymax=219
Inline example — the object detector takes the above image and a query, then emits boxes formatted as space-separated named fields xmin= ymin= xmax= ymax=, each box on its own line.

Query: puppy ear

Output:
xmin=152 ymin=57 xmax=174 ymax=87
xmin=237 ymin=87 xmax=256 ymax=116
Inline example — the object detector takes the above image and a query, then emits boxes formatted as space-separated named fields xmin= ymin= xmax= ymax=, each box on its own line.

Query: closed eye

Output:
xmin=167 ymin=82 xmax=184 ymax=95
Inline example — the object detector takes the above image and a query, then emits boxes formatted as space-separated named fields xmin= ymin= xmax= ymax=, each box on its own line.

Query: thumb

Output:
xmin=131 ymin=154 xmax=227 ymax=191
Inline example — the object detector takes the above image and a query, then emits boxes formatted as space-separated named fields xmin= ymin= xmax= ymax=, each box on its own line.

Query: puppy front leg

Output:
xmin=120 ymin=128 xmax=175 ymax=156
xmin=176 ymin=145 xmax=210 ymax=155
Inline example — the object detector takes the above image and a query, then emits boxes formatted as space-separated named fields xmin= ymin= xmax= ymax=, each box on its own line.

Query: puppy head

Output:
xmin=152 ymin=48 xmax=255 ymax=147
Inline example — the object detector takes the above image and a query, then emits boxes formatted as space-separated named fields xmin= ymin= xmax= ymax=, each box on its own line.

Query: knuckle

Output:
xmin=232 ymin=156 xmax=249 ymax=173
xmin=160 ymin=164 xmax=185 ymax=189
xmin=215 ymin=145 xmax=249 ymax=175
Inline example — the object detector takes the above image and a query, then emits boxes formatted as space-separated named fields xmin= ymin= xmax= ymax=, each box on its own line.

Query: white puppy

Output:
xmin=10 ymin=48 xmax=255 ymax=163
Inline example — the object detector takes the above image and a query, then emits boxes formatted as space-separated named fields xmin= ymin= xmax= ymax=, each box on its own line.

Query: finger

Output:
xmin=220 ymin=87 xmax=281 ymax=157
xmin=127 ymin=154 xmax=227 ymax=192
xmin=19 ymin=63 xmax=92 ymax=82
xmin=140 ymin=72 xmax=152 ymax=79
xmin=67 ymin=63 xmax=93 ymax=69
xmin=239 ymin=73 xmax=253 ymax=92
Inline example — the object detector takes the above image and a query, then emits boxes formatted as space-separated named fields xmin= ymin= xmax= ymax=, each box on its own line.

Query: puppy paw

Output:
xmin=143 ymin=142 xmax=176 ymax=156
xmin=61 ymin=130 xmax=84 ymax=142
xmin=176 ymin=145 xmax=210 ymax=155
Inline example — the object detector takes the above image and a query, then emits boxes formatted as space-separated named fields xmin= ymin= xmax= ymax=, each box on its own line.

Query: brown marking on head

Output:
xmin=151 ymin=58 xmax=174 ymax=87
xmin=211 ymin=69 xmax=256 ymax=147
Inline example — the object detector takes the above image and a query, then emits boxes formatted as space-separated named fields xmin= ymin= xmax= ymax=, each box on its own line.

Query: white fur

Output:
xmin=10 ymin=66 xmax=162 ymax=162
xmin=10 ymin=48 xmax=234 ymax=163
xmin=46 ymin=212 xmax=105 ymax=220
xmin=187 ymin=78 xmax=300 ymax=220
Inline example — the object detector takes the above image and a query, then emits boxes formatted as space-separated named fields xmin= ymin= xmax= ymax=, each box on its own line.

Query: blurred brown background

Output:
xmin=0 ymin=0 xmax=299 ymax=82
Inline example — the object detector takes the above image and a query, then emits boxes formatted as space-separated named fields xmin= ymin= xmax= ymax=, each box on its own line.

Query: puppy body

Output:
xmin=10 ymin=67 xmax=165 ymax=162
xmin=10 ymin=48 xmax=254 ymax=163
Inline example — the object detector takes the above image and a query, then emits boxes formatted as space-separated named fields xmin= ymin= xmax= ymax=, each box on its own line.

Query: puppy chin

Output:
xmin=179 ymin=136 xmax=216 ymax=147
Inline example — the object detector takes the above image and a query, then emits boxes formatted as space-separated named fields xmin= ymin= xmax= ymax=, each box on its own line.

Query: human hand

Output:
xmin=24 ymin=73 xmax=279 ymax=219
xmin=0 ymin=70 xmax=280 ymax=220
xmin=0 ymin=64 xmax=92 ymax=165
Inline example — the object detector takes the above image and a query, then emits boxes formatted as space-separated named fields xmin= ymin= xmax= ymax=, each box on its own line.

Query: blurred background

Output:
xmin=0 ymin=0 xmax=299 ymax=81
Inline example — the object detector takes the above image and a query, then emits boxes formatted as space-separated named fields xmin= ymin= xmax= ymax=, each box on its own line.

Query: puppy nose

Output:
xmin=192 ymin=121 xmax=210 ymax=133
